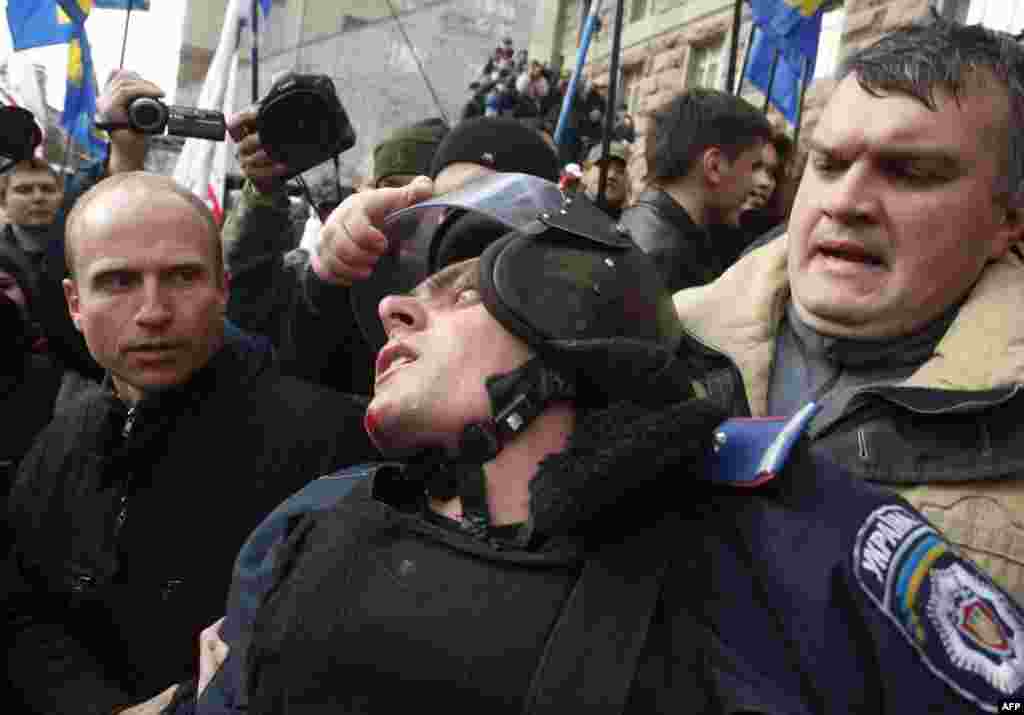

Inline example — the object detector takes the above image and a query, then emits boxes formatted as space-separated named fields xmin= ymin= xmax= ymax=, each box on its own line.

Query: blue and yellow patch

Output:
xmin=855 ymin=505 xmax=1024 ymax=712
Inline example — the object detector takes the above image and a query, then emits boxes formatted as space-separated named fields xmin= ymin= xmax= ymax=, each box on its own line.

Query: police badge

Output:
xmin=854 ymin=504 xmax=1024 ymax=712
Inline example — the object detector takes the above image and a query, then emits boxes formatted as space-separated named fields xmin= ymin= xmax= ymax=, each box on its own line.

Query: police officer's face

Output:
xmin=788 ymin=74 xmax=1022 ymax=339
xmin=366 ymin=259 xmax=532 ymax=455
xmin=64 ymin=189 xmax=228 ymax=404
xmin=4 ymin=167 xmax=62 ymax=228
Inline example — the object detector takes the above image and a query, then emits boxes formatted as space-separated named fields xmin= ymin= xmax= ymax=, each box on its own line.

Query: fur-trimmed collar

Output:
xmin=673 ymin=236 xmax=1024 ymax=416
xmin=526 ymin=398 xmax=725 ymax=540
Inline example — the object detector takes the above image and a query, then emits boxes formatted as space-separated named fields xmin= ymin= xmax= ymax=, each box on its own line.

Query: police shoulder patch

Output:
xmin=854 ymin=504 xmax=1024 ymax=712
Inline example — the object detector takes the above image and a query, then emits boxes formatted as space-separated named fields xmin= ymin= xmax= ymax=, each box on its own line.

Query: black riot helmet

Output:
xmin=352 ymin=173 xmax=693 ymax=410
xmin=352 ymin=173 xmax=695 ymax=541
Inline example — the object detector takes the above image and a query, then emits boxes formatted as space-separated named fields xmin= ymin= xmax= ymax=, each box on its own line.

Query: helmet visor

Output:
xmin=352 ymin=172 xmax=564 ymax=350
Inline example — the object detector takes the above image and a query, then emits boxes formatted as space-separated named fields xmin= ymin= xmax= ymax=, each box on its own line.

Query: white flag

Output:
xmin=173 ymin=0 xmax=245 ymax=221
xmin=16 ymin=63 xmax=49 ymax=160
xmin=967 ymin=0 xmax=1024 ymax=35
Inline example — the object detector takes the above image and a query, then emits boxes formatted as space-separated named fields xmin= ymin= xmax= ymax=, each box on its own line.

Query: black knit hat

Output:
xmin=428 ymin=117 xmax=560 ymax=183
xmin=373 ymin=119 xmax=449 ymax=187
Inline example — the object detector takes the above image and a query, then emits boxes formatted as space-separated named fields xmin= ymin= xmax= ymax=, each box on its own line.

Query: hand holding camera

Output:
xmin=96 ymin=69 xmax=226 ymax=142
xmin=227 ymin=107 xmax=290 ymax=194
xmin=229 ymin=73 xmax=357 ymax=194
xmin=96 ymin=70 xmax=165 ymax=131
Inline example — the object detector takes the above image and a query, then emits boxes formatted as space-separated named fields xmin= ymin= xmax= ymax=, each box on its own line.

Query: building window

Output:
xmin=686 ymin=36 xmax=725 ymax=90
xmin=630 ymin=0 xmax=649 ymax=23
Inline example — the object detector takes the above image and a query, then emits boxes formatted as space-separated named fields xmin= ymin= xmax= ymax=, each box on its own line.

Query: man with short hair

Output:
xmin=0 ymin=71 xmax=174 ymax=382
xmin=712 ymin=130 xmax=796 ymax=267
xmin=674 ymin=18 xmax=1024 ymax=600
xmin=3 ymin=172 xmax=376 ymax=715
xmin=621 ymin=88 xmax=773 ymax=291
xmin=581 ymin=141 xmax=630 ymax=219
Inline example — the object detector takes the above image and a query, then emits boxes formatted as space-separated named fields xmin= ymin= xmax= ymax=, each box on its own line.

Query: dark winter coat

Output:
xmin=3 ymin=325 xmax=379 ymax=715
xmin=619 ymin=188 xmax=722 ymax=292
xmin=0 ymin=293 xmax=63 ymax=556
xmin=1 ymin=223 xmax=101 ymax=380
xmin=220 ymin=186 xmax=376 ymax=395
xmin=204 ymin=400 xmax=1022 ymax=713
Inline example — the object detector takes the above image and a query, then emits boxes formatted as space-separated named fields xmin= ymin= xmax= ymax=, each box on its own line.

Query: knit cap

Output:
xmin=373 ymin=119 xmax=449 ymax=187
xmin=428 ymin=117 xmax=559 ymax=183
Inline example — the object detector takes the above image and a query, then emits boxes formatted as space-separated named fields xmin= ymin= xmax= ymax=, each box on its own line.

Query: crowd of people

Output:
xmin=3 ymin=14 xmax=1024 ymax=714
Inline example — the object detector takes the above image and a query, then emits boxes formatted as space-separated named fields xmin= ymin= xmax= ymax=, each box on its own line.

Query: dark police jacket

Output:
xmin=3 ymin=325 xmax=378 ymax=715
xmin=197 ymin=399 xmax=1024 ymax=714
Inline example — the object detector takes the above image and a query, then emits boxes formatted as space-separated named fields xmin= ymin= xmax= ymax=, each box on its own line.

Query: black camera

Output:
xmin=255 ymin=73 xmax=356 ymax=179
xmin=0 ymin=107 xmax=43 ymax=165
xmin=127 ymin=97 xmax=227 ymax=141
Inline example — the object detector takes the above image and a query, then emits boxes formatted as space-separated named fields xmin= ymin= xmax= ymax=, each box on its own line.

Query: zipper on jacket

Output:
xmin=115 ymin=406 xmax=139 ymax=534
xmin=122 ymin=405 xmax=139 ymax=438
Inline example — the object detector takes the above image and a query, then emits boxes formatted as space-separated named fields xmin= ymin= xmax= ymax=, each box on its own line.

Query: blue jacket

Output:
xmin=195 ymin=403 xmax=1024 ymax=714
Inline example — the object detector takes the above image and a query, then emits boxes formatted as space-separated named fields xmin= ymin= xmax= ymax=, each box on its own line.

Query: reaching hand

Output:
xmin=115 ymin=684 xmax=178 ymax=715
xmin=312 ymin=176 xmax=434 ymax=287
xmin=197 ymin=617 xmax=229 ymax=699
xmin=97 ymin=70 xmax=165 ymax=129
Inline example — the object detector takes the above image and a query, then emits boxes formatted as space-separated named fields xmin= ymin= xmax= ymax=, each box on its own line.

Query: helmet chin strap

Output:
xmin=420 ymin=357 xmax=575 ymax=542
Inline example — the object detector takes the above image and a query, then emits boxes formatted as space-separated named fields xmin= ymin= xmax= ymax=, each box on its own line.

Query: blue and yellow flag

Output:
xmin=6 ymin=0 xmax=78 ymax=50
xmin=746 ymin=0 xmax=827 ymax=123
xmin=51 ymin=1 xmax=108 ymax=160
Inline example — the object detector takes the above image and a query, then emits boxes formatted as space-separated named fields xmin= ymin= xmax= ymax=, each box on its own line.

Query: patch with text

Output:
xmin=854 ymin=504 xmax=1024 ymax=712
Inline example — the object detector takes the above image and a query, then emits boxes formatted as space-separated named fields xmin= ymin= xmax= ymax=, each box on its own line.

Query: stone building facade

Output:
xmin=528 ymin=0 xmax=996 ymax=192
xmin=177 ymin=0 xmax=537 ymax=188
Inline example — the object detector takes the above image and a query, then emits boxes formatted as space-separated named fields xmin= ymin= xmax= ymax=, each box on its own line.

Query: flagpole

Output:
xmin=761 ymin=47 xmax=779 ymax=114
xmin=251 ymin=0 xmax=260 ymax=103
xmin=119 ymin=0 xmax=135 ymax=68
xmin=554 ymin=0 xmax=604 ymax=149
xmin=596 ymin=0 xmax=625 ymax=209
xmin=735 ymin=22 xmax=756 ymax=95
xmin=725 ymin=0 xmax=744 ymax=96
xmin=793 ymin=54 xmax=810 ymax=148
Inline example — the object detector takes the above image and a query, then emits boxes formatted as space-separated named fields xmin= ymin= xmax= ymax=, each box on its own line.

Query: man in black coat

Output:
xmin=620 ymin=89 xmax=773 ymax=291
xmin=3 ymin=172 xmax=378 ymax=715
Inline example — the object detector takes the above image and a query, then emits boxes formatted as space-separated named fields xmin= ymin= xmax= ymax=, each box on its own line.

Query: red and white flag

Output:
xmin=173 ymin=0 xmax=245 ymax=224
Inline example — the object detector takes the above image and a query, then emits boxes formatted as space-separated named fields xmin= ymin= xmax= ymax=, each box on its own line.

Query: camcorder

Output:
xmin=126 ymin=97 xmax=227 ymax=141
xmin=255 ymin=72 xmax=357 ymax=178
xmin=0 ymin=107 xmax=43 ymax=169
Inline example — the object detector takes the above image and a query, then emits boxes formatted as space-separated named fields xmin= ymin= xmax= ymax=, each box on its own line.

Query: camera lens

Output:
xmin=128 ymin=97 xmax=168 ymax=134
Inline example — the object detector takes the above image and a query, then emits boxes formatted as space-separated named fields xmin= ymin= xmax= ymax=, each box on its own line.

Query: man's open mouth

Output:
xmin=816 ymin=241 xmax=884 ymax=267
xmin=375 ymin=343 xmax=419 ymax=382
